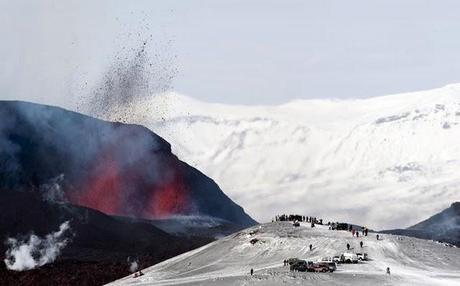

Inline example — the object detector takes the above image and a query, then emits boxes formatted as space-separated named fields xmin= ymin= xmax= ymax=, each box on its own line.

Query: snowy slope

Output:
xmin=109 ymin=84 xmax=460 ymax=230
xmin=107 ymin=222 xmax=460 ymax=286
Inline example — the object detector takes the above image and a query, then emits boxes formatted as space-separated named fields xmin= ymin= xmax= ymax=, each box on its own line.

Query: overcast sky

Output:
xmin=1 ymin=0 xmax=460 ymax=106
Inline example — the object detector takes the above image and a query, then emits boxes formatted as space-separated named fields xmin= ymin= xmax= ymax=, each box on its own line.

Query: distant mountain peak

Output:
xmin=450 ymin=201 xmax=460 ymax=212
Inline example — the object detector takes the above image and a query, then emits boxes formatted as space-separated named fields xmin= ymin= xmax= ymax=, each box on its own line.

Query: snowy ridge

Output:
xmin=107 ymin=222 xmax=460 ymax=286
xmin=113 ymin=84 xmax=460 ymax=229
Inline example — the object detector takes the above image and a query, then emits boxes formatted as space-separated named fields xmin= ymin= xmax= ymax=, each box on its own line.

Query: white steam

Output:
xmin=127 ymin=257 xmax=139 ymax=273
xmin=4 ymin=221 xmax=71 ymax=271
xmin=130 ymin=261 xmax=139 ymax=273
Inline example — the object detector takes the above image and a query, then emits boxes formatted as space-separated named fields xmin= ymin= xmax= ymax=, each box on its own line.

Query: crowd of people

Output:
xmin=274 ymin=214 xmax=324 ymax=227
xmin=274 ymin=214 xmax=379 ymax=241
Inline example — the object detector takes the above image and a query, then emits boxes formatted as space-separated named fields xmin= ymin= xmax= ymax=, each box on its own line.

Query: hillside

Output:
xmin=108 ymin=222 xmax=460 ymax=286
xmin=0 ymin=189 xmax=212 ymax=286
xmin=0 ymin=100 xmax=255 ymax=227
xmin=382 ymin=202 xmax=460 ymax=246
xmin=112 ymin=84 xmax=460 ymax=229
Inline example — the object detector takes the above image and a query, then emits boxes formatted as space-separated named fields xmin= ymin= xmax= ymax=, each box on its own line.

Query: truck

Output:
xmin=356 ymin=253 xmax=368 ymax=261
xmin=290 ymin=260 xmax=308 ymax=272
xmin=340 ymin=253 xmax=358 ymax=264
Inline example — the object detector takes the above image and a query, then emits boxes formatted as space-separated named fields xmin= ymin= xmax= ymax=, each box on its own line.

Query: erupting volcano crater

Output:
xmin=0 ymin=101 xmax=255 ymax=227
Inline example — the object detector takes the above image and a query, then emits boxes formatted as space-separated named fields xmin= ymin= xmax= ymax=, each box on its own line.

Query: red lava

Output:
xmin=69 ymin=147 xmax=190 ymax=219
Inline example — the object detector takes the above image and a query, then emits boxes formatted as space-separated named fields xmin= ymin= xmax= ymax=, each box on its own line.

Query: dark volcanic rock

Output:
xmin=0 ymin=189 xmax=212 ymax=286
xmin=381 ymin=202 xmax=460 ymax=246
xmin=0 ymin=100 xmax=255 ymax=227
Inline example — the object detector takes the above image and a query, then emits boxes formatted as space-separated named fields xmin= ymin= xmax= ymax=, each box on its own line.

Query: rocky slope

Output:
xmin=382 ymin=202 xmax=460 ymax=246
xmin=0 ymin=189 xmax=212 ymax=286
xmin=0 ymin=100 xmax=255 ymax=227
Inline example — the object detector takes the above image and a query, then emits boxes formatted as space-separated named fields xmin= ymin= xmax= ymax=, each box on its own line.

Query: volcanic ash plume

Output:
xmin=39 ymin=174 xmax=67 ymax=203
xmin=84 ymin=39 xmax=177 ymax=123
xmin=4 ymin=221 xmax=71 ymax=271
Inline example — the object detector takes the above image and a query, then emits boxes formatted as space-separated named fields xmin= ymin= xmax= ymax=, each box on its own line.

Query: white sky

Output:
xmin=1 ymin=0 xmax=460 ymax=106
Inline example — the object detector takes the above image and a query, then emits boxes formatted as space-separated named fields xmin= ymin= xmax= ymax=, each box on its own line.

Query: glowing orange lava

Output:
xmin=69 ymin=145 xmax=190 ymax=219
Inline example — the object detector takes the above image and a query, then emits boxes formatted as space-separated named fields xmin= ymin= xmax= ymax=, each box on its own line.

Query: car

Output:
xmin=307 ymin=262 xmax=330 ymax=272
xmin=332 ymin=256 xmax=340 ymax=263
xmin=356 ymin=253 xmax=368 ymax=261
xmin=317 ymin=262 xmax=336 ymax=272
xmin=340 ymin=253 xmax=358 ymax=264
xmin=290 ymin=260 xmax=308 ymax=272
xmin=293 ymin=221 xmax=300 ymax=227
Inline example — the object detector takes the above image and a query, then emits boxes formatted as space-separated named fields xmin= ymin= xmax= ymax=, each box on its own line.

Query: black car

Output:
xmin=290 ymin=260 xmax=308 ymax=272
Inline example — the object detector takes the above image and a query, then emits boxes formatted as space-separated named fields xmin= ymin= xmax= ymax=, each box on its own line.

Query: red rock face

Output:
xmin=146 ymin=177 xmax=189 ymax=218
xmin=70 ymin=151 xmax=123 ymax=216
xmin=69 ymin=145 xmax=190 ymax=219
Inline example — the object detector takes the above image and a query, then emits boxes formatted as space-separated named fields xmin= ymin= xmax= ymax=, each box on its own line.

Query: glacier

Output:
xmin=108 ymin=84 xmax=460 ymax=230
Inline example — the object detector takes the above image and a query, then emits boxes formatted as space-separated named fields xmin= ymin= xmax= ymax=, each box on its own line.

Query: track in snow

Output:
xmin=107 ymin=222 xmax=460 ymax=286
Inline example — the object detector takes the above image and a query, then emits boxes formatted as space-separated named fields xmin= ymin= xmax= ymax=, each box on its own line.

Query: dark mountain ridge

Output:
xmin=381 ymin=202 xmax=460 ymax=246
xmin=0 ymin=100 xmax=255 ymax=227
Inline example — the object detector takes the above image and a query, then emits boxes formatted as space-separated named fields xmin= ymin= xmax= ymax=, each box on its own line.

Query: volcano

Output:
xmin=0 ymin=100 xmax=255 ymax=227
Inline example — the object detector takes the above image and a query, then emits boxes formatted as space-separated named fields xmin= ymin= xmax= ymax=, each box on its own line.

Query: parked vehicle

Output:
xmin=356 ymin=253 xmax=368 ymax=261
xmin=332 ymin=256 xmax=340 ymax=263
xmin=319 ymin=256 xmax=333 ymax=262
xmin=317 ymin=261 xmax=336 ymax=272
xmin=307 ymin=262 xmax=330 ymax=272
xmin=287 ymin=258 xmax=301 ymax=265
xmin=293 ymin=221 xmax=300 ymax=227
xmin=340 ymin=252 xmax=358 ymax=264
xmin=290 ymin=260 xmax=308 ymax=272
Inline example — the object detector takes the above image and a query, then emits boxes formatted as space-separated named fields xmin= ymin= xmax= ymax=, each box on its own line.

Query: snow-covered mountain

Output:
xmin=110 ymin=84 xmax=460 ymax=230
xmin=108 ymin=222 xmax=460 ymax=286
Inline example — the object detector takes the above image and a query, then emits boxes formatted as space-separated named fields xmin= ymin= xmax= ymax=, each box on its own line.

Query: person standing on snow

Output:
xmin=386 ymin=267 xmax=391 ymax=275
xmin=360 ymin=241 xmax=363 ymax=248
xmin=309 ymin=244 xmax=313 ymax=251
xmin=347 ymin=243 xmax=350 ymax=250
xmin=250 ymin=268 xmax=254 ymax=276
